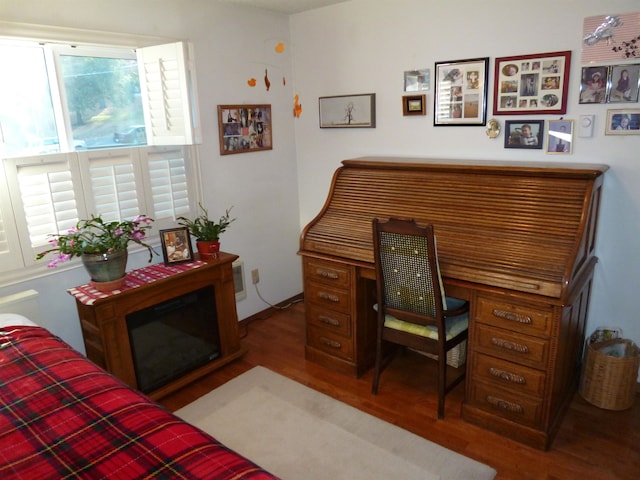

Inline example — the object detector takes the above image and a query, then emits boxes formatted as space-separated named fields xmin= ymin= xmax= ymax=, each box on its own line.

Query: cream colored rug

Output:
xmin=176 ymin=366 xmax=496 ymax=480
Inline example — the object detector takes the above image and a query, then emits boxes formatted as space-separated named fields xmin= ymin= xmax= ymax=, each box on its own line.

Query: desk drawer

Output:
xmin=307 ymin=303 xmax=351 ymax=338
xmin=307 ymin=325 xmax=354 ymax=360
xmin=474 ymin=324 xmax=549 ymax=369
xmin=475 ymin=294 xmax=553 ymax=337
xmin=468 ymin=381 xmax=543 ymax=428
xmin=304 ymin=259 xmax=351 ymax=288
xmin=473 ymin=352 xmax=546 ymax=397
xmin=306 ymin=282 xmax=351 ymax=314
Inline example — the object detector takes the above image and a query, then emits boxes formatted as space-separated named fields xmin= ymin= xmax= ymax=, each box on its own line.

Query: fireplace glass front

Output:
xmin=126 ymin=286 xmax=220 ymax=393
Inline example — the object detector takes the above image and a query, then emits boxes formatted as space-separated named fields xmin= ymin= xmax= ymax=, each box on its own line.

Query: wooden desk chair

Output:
xmin=371 ymin=217 xmax=469 ymax=419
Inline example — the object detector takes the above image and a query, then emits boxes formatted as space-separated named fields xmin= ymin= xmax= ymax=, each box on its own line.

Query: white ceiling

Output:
xmin=217 ymin=0 xmax=348 ymax=14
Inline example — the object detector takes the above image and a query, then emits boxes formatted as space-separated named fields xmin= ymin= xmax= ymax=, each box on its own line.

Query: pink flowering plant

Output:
xmin=35 ymin=214 xmax=156 ymax=268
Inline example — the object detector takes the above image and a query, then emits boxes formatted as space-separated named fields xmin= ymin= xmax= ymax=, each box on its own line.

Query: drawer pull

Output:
xmin=316 ymin=268 xmax=339 ymax=280
xmin=319 ymin=315 xmax=340 ymax=327
xmin=492 ymin=308 xmax=532 ymax=324
xmin=318 ymin=292 xmax=340 ymax=303
xmin=486 ymin=395 xmax=524 ymax=414
xmin=320 ymin=337 xmax=342 ymax=349
xmin=489 ymin=367 xmax=526 ymax=384
xmin=491 ymin=337 xmax=529 ymax=354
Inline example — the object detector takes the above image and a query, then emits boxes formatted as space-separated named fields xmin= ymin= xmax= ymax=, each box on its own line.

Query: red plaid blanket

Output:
xmin=0 ymin=326 xmax=278 ymax=479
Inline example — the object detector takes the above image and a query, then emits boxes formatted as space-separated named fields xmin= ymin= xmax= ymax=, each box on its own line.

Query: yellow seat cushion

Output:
xmin=378 ymin=297 xmax=468 ymax=341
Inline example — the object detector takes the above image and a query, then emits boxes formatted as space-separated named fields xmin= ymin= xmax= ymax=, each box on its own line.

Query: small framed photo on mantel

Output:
xmin=159 ymin=227 xmax=194 ymax=265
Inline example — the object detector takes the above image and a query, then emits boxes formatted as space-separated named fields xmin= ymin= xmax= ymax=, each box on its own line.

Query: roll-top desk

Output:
xmin=299 ymin=157 xmax=607 ymax=450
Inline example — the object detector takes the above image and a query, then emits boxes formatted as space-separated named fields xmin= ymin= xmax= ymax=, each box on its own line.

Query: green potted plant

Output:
xmin=178 ymin=204 xmax=235 ymax=259
xmin=35 ymin=214 xmax=156 ymax=291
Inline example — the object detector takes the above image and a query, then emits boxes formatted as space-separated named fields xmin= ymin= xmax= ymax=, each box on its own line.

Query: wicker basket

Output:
xmin=579 ymin=338 xmax=640 ymax=411
xmin=423 ymin=340 xmax=467 ymax=368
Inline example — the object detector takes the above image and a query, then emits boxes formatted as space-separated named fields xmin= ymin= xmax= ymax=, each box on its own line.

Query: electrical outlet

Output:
xmin=251 ymin=268 xmax=260 ymax=284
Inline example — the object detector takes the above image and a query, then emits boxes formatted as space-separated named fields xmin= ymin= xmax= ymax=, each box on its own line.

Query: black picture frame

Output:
xmin=504 ymin=120 xmax=544 ymax=149
xmin=434 ymin=57 xmax=489 ymax=126
xmin=159 ymin=227 xmax=194 ymax=265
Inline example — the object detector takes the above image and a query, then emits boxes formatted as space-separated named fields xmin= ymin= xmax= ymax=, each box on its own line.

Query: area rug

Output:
xmin=175 ymin=366 xmax=496 ymax=480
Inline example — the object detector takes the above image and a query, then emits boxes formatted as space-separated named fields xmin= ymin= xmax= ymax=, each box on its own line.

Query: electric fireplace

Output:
xmin=126 ymin=286 xmax=221 ymax=394
xmin=71 ymin=253 xmax=245 ymax=401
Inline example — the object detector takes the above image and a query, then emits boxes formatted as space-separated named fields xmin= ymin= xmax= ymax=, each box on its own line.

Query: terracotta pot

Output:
xmin=196 ymin=240 xmax=220 ymax=260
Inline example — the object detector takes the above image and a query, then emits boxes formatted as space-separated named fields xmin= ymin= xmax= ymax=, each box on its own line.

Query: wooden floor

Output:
xmin=160 ymin=302 xmax=640 ymax=480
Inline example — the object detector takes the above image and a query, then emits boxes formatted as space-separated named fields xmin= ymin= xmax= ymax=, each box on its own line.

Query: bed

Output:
xmin=0 ymin=314 xmax=278 ymax=479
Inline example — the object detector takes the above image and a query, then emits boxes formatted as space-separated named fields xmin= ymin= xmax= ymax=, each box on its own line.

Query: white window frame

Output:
xmin=0 ymin=23 xmax=202 ymax=285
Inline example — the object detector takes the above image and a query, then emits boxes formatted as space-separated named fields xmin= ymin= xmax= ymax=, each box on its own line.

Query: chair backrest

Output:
xmin=372 ymin=217 xmax=444 ymax=326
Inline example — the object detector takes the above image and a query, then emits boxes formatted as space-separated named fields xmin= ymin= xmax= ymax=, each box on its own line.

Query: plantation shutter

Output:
xmin=4 ymin=153 xmax=84 ymax=266
xmin=137 ymin=42 xmax=200 ymax=146
xmin=78 ymin=149 xmax=148 ymax=222
xmin=142 ymin=146 xmax=194 ymax=229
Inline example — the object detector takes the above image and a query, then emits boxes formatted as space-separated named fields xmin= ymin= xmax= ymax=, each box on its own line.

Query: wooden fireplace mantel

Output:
xmin=70 ymin=252 xmax=245 ymax=400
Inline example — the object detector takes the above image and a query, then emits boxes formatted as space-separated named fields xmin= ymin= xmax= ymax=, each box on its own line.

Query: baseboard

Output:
xmin=239 ymin=292 xmax=304 ymax=327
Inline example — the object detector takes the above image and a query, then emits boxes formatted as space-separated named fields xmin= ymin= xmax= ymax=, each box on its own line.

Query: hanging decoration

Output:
xmin=264 ymin=69 xmax=271 ymax=91
xmin=294 ymin=94 xmax=302 ymax=118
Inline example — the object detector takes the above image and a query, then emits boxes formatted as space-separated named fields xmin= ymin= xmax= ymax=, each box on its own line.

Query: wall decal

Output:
xmin=582 ymin=12 xmax=640 ymax=63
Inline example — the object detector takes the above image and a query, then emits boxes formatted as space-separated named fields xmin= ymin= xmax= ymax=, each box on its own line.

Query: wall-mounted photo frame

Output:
xmin=434 ymin=57 xmax=488 ymax=126
xmin=159 ymin=227 xmax=194 ymax=265
xmin=319 ymin=93 xmax=376 ymax=128
xmin=605 ymin=109 xmax=640 ymax=135
xmin=217 ymin=104 xmax=272 ymax=155
xmin=579 ymin=66 xmax=608 ymax=104
xmin=404 ymin=69 xmax=430 ymax=92
xmin=546 ymin=120 xmax=574 ymax=154
xmin=607 ymin=64 xmax=640 ymax=103
xmin=494 ymin=50 xmax=571 ymax=115
xmin=504 ymin=120 xmax=544 ymax=149
xmin=402 ymin=94 xmax=426 ymax=116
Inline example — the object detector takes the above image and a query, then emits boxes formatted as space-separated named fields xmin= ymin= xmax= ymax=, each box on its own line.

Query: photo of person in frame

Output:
xmin=505 ymin=121 xmax=543 ymax=149
xmin=547 ymin=121 xmax=572 ymax=154
xmin=579 ymin=67 xmax=607 ymax=103
xmin=610 ymin=112 xmax=640 ymax=131
xmin=609 ymin=64 xmax=640 ymax=103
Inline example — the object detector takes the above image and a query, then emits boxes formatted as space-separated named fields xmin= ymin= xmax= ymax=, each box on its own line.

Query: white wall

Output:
xmin=290 ymin=0 xmax=640 ymax=374
xmin=1 ymin=0 xmax=638 ymax=380
xmin=0 ymin=0 xmax=302 ymax=353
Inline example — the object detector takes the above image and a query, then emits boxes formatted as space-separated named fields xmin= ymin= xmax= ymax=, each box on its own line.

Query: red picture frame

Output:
xmin=493 ymin=51 xmax=571 ymax=115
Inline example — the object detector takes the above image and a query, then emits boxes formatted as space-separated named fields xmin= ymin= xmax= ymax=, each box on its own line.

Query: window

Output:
xmin=4 ymin=145 xmax=195 ymax=270
xmin=0 ymin=28 xmax=201 ymax=280
xmin=0 ymin=41 xmax=58 ymax=158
